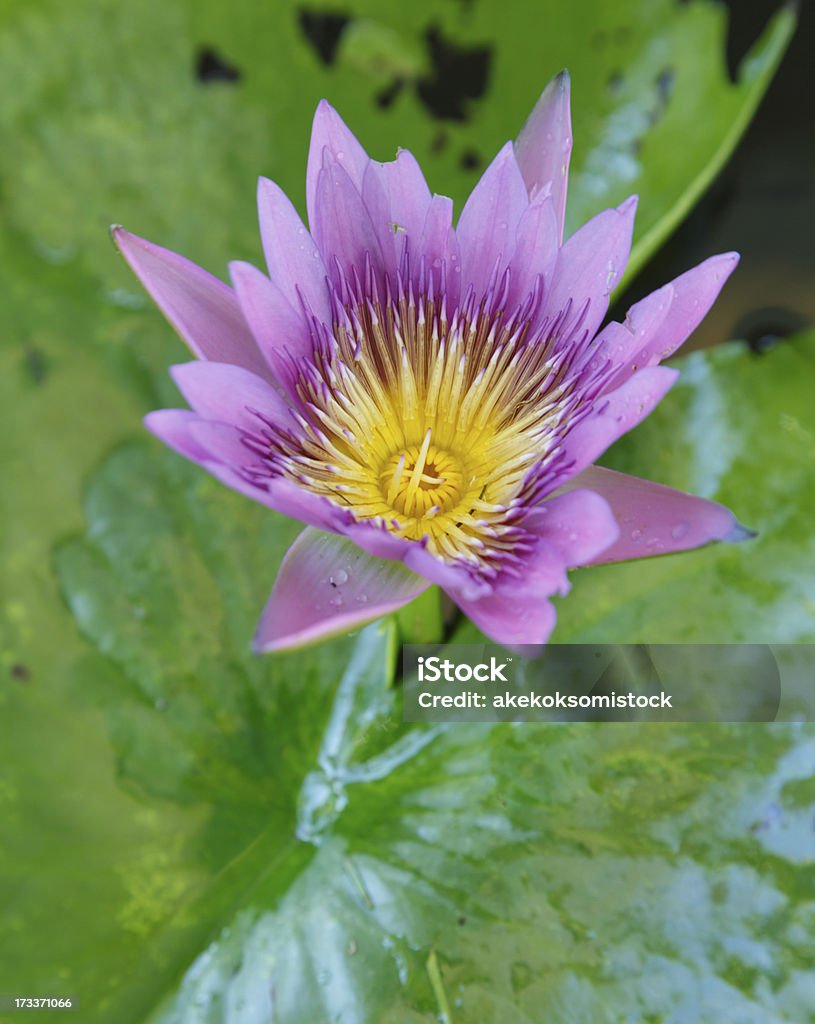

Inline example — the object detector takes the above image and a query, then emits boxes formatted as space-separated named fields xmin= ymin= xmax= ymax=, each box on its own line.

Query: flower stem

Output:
xmin=395 ymin=586 xmax=444 ymax=645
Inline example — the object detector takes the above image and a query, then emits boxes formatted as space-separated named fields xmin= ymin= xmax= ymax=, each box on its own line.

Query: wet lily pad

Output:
xmin=0 ymin=1 xmax=805 ymax=1021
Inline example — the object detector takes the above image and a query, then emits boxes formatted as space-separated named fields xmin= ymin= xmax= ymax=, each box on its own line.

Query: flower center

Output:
xmin=256 ymin=265 xmax=593 ymax=570
xmin=380 ymin=431 xmax=465 ymax=520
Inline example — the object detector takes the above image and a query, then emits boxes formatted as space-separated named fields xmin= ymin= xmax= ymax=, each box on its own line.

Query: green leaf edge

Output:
xmin=624 ymin=3 xmax=796 ymax=285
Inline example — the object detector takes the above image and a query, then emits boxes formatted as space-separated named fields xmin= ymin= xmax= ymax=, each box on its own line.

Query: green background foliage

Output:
xmin=0 ymin=0 xmax=810 ymax=1021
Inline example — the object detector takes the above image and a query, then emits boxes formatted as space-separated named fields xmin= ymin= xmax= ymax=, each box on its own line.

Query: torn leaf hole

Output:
xmin=417 ymin=25 xmax=491 ymax=121
xmin=195 ymin=46 xmax=242 ymax=84
xmin=459 ymin=148 xmax=482 ymax=170
xmin=298 ymin=7 xmax=350 ymax=66
xmin=376 ymin=79 xmax=405 ymax=109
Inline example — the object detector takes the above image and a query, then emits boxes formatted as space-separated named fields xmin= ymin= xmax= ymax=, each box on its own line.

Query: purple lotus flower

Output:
xmin=114 ymin=73 xmax=748 ymax=651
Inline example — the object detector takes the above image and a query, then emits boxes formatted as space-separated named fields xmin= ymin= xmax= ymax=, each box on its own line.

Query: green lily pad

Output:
xmin=0 ymin=1 xmax=805 ymax=1021
xmin=0 ymin=0 xmax=792 ymax=328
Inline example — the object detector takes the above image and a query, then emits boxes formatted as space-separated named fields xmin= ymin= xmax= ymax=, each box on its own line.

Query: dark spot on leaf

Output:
xmin=735 ymin=307 xmax=809 ymax=355
xmin=656 ymin=67 xmax=675 ymax=105
xmin=375 ymin=78 xmax=405 ymax=109
xmin=298 ymin=7 xmax=350 ymax=67
xmin=591 ymin=29 xmax=608 ymax=49
xmin=607 ymin=70 xmax=625 ymax=96
xmin=459 ymin=148 xmax=482 ymax=171
xmin=417 ymin=26 xmax=491 ymax=121
xmin=22 ymin=345 xmax=48 ymax=385
xmin=614 ymin=25 xmax=632 ymax=43
xmin=10 ymin=663 xmax=31 ymax=683
xmin=430 ymin=130 xmax=449 ymax=154
xmin=647 ymin=66 xmax=676 ymax=127
xmin=457 ymin=915 xmax=467 ymax=926
xmin=195 ymin=46 xmax=242 ymax=84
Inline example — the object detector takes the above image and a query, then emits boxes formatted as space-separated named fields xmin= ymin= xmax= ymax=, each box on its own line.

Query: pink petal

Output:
xmin=185 ymin=425 xmax=351 ymax=547
xmin=452 ymin=491 xmax=617 ymax=632
xmin=419 ymin=195 xmax=461 ymax=307
xmin=147 ymin=407 xmax=349 ymax=533
xmin=209 ymin=460 xmax=350 ymax=533
xmin=456 ymin=142 xmax=530 ymax=299
xmin=364 ymin=149 xmax=432 ymax=264
xmin=343 ymin=520 xmax=415 ymax=560
xmin=170 ymin=361 xmax=292 ymax=431
xmin=360 ymin=162 xmax=398 ymax=278
xmin=514 ymin=70 xmax=572 ymax=242
xmin=148 ymin=411 xmax=349 ymax=531
xmin=255 ymin=528 xmax=428 ymax=652
xmin=113 ymin=228 xmax=271 ymax=380
xmin=559 ymin=366 xmax=679 ymax=481
xmin=420 ymin=195 xmax=455 ymax=260
xmin=187 ymin=419 xmax=257 ymax=466
xmin=524 ymin=488 xmax=620 ymax=567
xmin=264 ymin=481 xmax=354 ymax=532
xmin=144 ymin=409 xmax=212 ymax=461
xmin=507 ymin=194 xmax=559 ymax=309
xmin=454 ymin=589 xmax=558 ymax=648
xmin=147 ymin=409 xmax=263 ymax=496
xmin=177 ymin=411 xmax=348 ymax=536
xmin=447 ymin=492 xmax=614 ymax=646
xmin=598 ymin=253 xmax=739 ymax=391
xmin=404 ymin=544 xmax=493 ymax=603
xmin=229 ymin=261 xmax=313 ymax=386
xmin=306 ymin=100 xmax=371 ymax=233
xmin=628 ymin=252 xmax=740 ymax=371
xmin=542 ymin=196 xmax=637 ymax=340
xmin=593 ymin=284 xmax=673 ymax=388
xmin=256 ymin=177 xmax=331 ymax=321
xmin=563 ymin=466 xmax=751 ymax=563
xmin=312 ymin=152 xmax=384 ymax=281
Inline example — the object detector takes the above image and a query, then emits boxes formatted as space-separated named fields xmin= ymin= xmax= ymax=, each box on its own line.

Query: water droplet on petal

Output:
xmin=356 ymin=593 xmax=368 ymax=604
xmin=671 ymin=523 xmax=689 ymax=540
xmin=631 ymin=529 xmax=643 ymax=541
xmin=334 ymin=569 xmax=349 ymax=585
xmin=329 ymin=596 xmax=344 ymax=608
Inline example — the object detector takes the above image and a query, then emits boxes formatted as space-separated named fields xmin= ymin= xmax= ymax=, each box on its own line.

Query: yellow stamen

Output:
xmin=271 ymin=291 xmax=573 ymax=566
xmin=386 ymin=453 xmax=406 ymax=507
xmin=403 ymin=428 xmax=432 ymax=516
